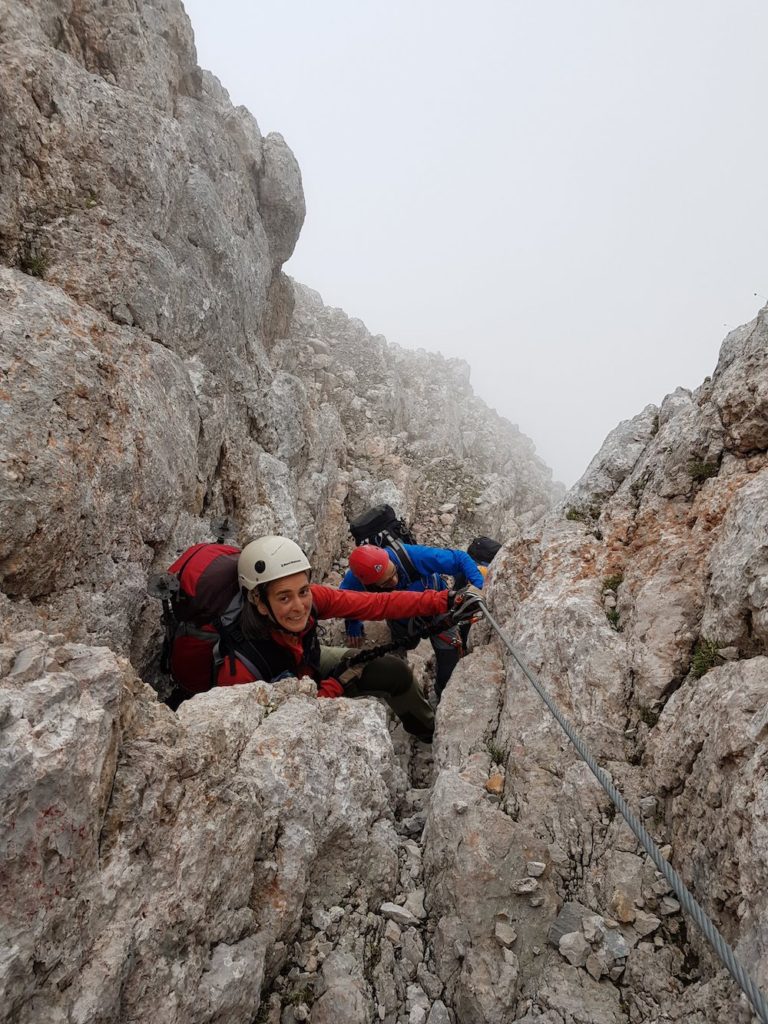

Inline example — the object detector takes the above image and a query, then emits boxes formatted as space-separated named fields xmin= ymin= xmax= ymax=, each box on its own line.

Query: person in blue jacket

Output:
xmin=340 ymin=542 xmax=485 ymax=701
xmin=454 ymin=535 xmax=502 ymax=648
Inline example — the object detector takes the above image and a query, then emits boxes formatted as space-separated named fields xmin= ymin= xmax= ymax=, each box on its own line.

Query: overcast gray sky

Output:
xmin=183 ymin=0 xmax=768 ymax=486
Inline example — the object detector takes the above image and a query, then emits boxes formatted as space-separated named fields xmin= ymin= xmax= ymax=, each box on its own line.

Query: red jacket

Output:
xmin=217 ymin=584 xmax=450 ymax=686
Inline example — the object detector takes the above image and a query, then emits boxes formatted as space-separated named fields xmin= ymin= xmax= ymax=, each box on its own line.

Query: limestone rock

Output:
xmin=259 ymin=132 xmax=306 ymax=269
xmin=586 ymin=952 xmax=607 ymax=981
xmin=426 ymin=1001 xmax=452 ymax=1024
xmin=633 ymin=910 xmax=661 ymax=937
xmin=559 ymin=931 xmax=590 ymax=967
xmin=380 ymin=903 xmax=422 ymax=928
xmin=547 ymin=965 xmax=625 ymax=1021
xmin=549 ymin=902 xmax=590 ymax=946
xmin=443 ymin=301 xmax=768 ymax=1021
xmin=311 ymin=952 xmax=371 ymax=1024
xmin=0 ymin=632 xmax=401 ymax=1024
xmin=484 ymin=773 xmax=505 ymax=795
xmin=403 ymin=889 xmax=427 ymax=921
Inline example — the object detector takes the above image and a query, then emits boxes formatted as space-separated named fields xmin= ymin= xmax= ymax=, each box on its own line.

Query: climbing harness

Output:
xmin=473 ymin=597 xmax=768 ymax=1024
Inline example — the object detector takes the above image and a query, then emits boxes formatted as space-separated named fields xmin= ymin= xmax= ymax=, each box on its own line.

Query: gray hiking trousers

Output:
xmin=318 ymin=646 xmax=434 ymax=742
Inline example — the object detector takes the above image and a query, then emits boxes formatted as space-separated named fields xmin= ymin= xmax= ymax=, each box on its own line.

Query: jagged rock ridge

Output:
xmin=1 ymin=2 xmax=556 ymax=1023
xmin=425 ymin=307 xmax=768 ymax=1021
xmin=0 ymin=0 xmax=556 ymax=664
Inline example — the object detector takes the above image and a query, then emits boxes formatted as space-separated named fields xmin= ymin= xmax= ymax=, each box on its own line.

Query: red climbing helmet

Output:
xmin=349 ymin=545 xmax=392 ymax=586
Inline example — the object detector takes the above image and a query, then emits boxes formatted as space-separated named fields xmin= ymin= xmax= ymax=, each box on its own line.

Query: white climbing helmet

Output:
xmin=237 ymin=536 xmax=312 ymax=591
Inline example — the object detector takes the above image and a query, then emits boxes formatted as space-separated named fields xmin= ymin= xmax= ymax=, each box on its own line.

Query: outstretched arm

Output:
xmin=311 ymin=584 xmax=450 ymax=621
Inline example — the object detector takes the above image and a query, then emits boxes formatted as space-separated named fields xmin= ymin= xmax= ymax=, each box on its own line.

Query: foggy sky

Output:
xmin=182 ymin=0 xmax=768 ymax=486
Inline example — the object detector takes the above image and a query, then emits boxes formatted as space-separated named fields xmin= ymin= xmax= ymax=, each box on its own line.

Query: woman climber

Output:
xmin=214 ymin=535 xmax=472 ymax=742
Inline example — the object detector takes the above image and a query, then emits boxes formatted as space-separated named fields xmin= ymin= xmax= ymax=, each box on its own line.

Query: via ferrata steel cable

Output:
xmin=479 ymin=601 xmax=768 ymax=1024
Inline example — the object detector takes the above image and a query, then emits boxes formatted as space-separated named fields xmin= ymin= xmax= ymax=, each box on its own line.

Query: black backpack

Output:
xmin=349 ymin=503 xmax=416 ymax=545
xmin=467 ymin=536 xmax=502 ymax=564
xmin=348 ymin=504 xmax=420 ymax=584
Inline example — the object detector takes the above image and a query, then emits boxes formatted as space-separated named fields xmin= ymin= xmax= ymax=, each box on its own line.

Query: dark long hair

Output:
xmin=239 ymin=589 xmax=274 ymax=640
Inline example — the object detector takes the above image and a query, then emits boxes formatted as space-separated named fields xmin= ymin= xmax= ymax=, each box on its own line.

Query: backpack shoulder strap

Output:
xmin=217 ymin=620 xmax=275 ymax=683
xmin=217 ymin=612 xmax=322 ymax=684
xmin=385 ymin=536 xmax=419 ymax=585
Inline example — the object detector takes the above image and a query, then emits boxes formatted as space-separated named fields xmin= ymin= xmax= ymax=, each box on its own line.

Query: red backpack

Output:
xmin=150 ymin=543 xmax=243 ymax=694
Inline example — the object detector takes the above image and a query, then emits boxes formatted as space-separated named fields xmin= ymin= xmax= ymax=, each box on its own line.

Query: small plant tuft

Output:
xmin=19 ymin=240 xmax=50 ymax=278
xmin=565 ymin=502 xmax=601 ymax=524
xmin=688 ymin=460 xmax=719 ymax=483
xmin=606 ymin=607 xmax=622 ymax=631
xmin=486 ymin=741 xmax=505 ymax=766
xmin=691 ymin=637 xmax=721 ymax=678
xmin=638 ymin=704 xmax=660 ymax=728
xmin=288 ymin=985 xmax=315 ymax=1008
xmin=603 ymin=573 xmax=624 ymax=592
xmin=253 ymin=1001 xmax=271 ymax=1024
xmin=566 ymin=507 xmax=588 ymax=523
xmin=629 ymin=476 xmax=646 ymax=500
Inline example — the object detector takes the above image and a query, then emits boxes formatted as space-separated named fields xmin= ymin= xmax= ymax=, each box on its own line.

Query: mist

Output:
xmin=182 ymin=0 xmax=768 ymax=486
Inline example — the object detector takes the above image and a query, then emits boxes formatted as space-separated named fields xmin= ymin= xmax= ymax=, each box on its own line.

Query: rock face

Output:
xmin=0 ymin=0 xmax=557 ymax=667
xmin=424 ymin=306 xmax=768 ymax=1021
xmin=0 ymin=3 xmax=557 ymax=1023
xmin=272 ymin=284 xmax=557 ymax=574
xmin=1 ymin=630 xmax=406 ymax=1024
xmin=2 ymin=3 xmax=767 ymax=1024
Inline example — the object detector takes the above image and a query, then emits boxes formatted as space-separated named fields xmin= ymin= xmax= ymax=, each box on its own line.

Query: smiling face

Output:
xmin=254 ymin=571 xmax=313 ymax=632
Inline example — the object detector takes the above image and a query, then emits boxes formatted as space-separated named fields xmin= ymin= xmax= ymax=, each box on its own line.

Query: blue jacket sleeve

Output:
xmin=404 ymin=544 xmax=485 ymax=589
xmin=339 ymin=568 xmax=365 ymax=635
